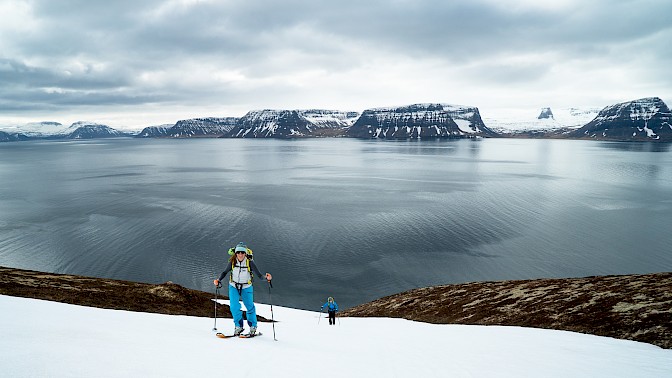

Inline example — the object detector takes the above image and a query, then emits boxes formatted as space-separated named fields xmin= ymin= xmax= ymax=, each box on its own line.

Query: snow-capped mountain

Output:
xmin=136 ymin=124 xmax=173 ymax=138
xmin=571 ymin=97 xmax=672 ymax=141
xmin=0 ymin=121 xmax=128 ymax=140
xmin=482 ymin=107 xmax=601 ymax=133
xmin=136 ymin=117 xmax=238 ymax=138
xmin=226 ymin=109 xmax=359 ymax=138
xmin=169 ymin=117 xmax=238 ymax=137
xmin=65 ymin=121 xmax=127 ymax=139
xmin=346 ymin=103 xmax=496 ymax=139
xmin=0 ymin=121 xmax=69 ymax=138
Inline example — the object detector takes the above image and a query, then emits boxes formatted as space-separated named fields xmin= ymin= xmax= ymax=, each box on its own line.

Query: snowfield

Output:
xmin=2 ymin=295 xmax=671 ymax=377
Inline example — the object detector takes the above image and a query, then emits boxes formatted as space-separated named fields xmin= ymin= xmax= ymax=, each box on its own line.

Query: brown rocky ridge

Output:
xmin=0 ymin=266 xmax=269 ymax=322
xmin=341 ymin=272 xmax=672 ymax=349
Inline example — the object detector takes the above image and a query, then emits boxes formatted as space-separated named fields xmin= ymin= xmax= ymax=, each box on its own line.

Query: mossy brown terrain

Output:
xmin=341 ymin=273 xmax=672 ymax=349
xmin=0 ymin=266 xmax=269 ymax=322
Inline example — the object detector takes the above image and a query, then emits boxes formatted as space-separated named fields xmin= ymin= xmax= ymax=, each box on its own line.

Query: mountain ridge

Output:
xmin=2 ymin=97 xmax=671 ymax=142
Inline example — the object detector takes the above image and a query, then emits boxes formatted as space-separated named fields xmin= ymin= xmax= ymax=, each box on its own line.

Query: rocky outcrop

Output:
xmin=570 ymin=97 xmax=672 ymax=141
xmin=346 ymin=103 xmax=497 ymax=139
xmin=226 ymin=109 xmax=358 ymax=138
xmin=537 ymin=107 xmax=554 ymax=119
xmin=341 ymin=272 xmax=672 ymax=349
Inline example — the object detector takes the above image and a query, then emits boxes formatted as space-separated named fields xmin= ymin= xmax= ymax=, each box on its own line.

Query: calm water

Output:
xmin=1 ymin=138 xmax=671 ymax=310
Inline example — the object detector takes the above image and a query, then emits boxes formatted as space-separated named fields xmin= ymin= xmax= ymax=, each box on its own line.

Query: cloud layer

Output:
xmin=1 ymin=0 xmax=670 ymax=128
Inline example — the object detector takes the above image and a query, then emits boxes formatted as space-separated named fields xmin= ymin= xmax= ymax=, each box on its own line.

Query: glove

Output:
xmin=265 ymin=273 xmax=273 ymax=282
xmin=213 ymin=279 xmax=220 ymax=286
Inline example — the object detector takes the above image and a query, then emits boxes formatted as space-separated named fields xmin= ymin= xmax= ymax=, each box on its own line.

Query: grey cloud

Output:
xmin=1 ymin=0 xmax=670 ymax=118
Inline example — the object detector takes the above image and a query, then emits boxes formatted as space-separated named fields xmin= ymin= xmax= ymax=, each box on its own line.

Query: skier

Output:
xmin=214 ymin=243 xmax=272 ymax=336
xmin=320 ymin=296 xmax=339 ymax=325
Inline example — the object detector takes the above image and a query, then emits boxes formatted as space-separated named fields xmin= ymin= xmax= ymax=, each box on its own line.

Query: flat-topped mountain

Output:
xmin=225 ymin=109 xmax=359 ymax=138
xmin=346 ymin=103 xmax=497 ymax=139
xmin=137 ymin=118 xmax=238 ymax=138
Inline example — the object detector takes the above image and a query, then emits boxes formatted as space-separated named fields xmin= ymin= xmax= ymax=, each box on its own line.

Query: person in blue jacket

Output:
xmin=321 ymin=296 xmax=338 ymax=325
xmin=214 ymin=243 xmax=272 ymax=336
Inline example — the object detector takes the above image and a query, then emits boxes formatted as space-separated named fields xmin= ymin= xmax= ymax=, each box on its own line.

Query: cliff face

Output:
xmin=346 ymin=103 xmax=497 ymax=139
xmin=341 ymin=272 xmax=672 ymax=349
xmin=226 ymin=109 xmax=358 ymax=138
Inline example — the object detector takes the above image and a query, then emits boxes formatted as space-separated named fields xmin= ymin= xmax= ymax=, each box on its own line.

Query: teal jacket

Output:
xmin=321 ymin=301 xmax=338 ymax=312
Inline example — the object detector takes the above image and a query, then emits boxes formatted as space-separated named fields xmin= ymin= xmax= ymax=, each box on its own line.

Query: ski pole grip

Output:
xmin=268 ymin=280 xmax=273 ymax=289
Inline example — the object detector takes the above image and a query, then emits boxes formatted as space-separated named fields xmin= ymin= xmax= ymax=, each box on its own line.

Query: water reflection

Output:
xmin=598 ymin=142 xmax=672 ymax=153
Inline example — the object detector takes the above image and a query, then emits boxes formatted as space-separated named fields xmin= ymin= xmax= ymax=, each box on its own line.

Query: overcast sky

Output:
xmin=1 ymin=0 xmax=670 ymax=129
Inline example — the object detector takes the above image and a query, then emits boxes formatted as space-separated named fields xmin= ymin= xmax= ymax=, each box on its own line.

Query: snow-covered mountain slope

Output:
xmin=227 ymin=109 xmax=359 ymax=138
xmin=2 ymin=295 xmax=671 ymax=377
xmin=0 ymin=121 xmax=128 ymax=139
xmin=0 ymin=121 xmax=69 ymax=137
xmin=346 ymin=103 xmax=496 ymax=139
xmin=481 ymin=107 xmax=601 ymax=133
xmin=136 ymin=124 xmax=173 ymax=138
xmin=571 ymin=97 xmax=672 ymax=141
xmin=66 ymin=121 xmax=127 ymax=139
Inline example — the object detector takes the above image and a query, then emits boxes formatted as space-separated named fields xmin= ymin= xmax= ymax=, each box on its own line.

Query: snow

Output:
xmin=2 ymin=295 xmax=671 ymax=377
xmin=455 ymin=119 xmax=477 ymax=133
xmin=481 ymin=107 xmax=600 ymax=132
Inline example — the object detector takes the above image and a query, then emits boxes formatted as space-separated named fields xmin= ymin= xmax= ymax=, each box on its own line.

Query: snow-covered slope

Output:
xmin=0 ymin=121 xmax=128 ymax=139
xmin=0 ymin=121 xmax=70 ymax=137
xmin=346 ymin=103 xmax=496 ymax=139
xmin=2 ymin=295 xmax=671 ymax=377
xmin=66 ymin=121 xmax=127 ymax=139
xmin=481 ymin=107 xmax=600 ymax=133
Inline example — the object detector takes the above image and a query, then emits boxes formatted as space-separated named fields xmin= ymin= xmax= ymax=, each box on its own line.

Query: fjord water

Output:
xmin=1 ymin=138 xmax=670 ymax=310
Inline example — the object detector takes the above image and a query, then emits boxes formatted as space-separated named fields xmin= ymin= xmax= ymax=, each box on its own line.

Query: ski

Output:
xmin=239 ymin=332 xmax=262 ymax=339
xmin=215 ymin=333 xmax=236 ymax=339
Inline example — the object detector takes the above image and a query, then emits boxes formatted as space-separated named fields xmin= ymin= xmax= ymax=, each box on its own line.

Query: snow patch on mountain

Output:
xmin=482 ymin=107 xmax=600 ymax=132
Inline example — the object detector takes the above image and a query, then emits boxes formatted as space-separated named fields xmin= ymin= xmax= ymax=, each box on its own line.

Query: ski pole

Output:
xmin=318 ymin=306 xmax=325 ymax=325
xmin=213 ymin=284 xmax=220 ymax=331
xmin=268 ymin=280 xmax=277 ymax=341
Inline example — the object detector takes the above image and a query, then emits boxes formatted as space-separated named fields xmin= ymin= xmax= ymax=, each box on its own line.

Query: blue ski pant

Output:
xmin=229 ymin=284 xmax=257 ymax=328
